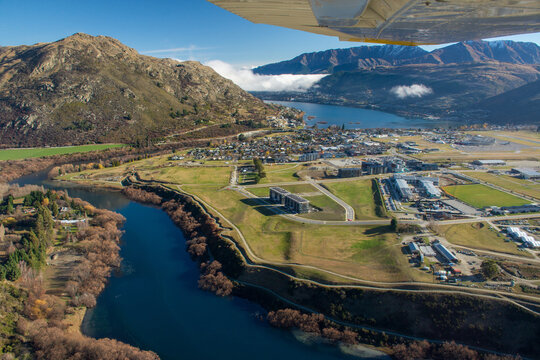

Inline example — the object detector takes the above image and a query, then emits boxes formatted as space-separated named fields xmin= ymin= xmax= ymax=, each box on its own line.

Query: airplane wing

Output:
xmin=207 ymin=0 xmax=540 ymax=45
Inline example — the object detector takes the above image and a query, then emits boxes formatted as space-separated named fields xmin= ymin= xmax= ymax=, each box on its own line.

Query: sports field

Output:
xmin=442 ymin=184 xmax=531 ymax=208
xmin=466 ymin=172 xmax=540 ymax=200
xmin=0 ymin=144 xmax=125 ymax=161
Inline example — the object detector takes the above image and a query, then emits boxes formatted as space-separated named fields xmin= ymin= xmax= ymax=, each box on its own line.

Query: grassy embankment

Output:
xmin=442 ymin=184 xmax=531 ymax=208
xmin=466 ymin=172 xmax=540 ymax=200
xmin=438 ymin=222 xmax=530 ymax=257
xmin=0 ymin=144 xmax=125 ymax=161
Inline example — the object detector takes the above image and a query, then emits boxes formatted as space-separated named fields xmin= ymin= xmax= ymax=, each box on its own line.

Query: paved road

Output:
xmin=438 ymin=213 xmax=540 ymax=225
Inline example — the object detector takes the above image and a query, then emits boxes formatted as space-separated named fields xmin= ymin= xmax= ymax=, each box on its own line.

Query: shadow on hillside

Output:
xmin=241 ymin=198 xmax=282 ymax=216
xmin=364 ymin=225 xmax=392 ymax=235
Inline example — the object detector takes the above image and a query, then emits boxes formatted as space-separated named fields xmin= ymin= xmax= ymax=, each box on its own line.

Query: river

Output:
xmin=11 ymin=172 xmax=386 ymax=360
xmin=268 ymin=101 xmax=449 ymax=129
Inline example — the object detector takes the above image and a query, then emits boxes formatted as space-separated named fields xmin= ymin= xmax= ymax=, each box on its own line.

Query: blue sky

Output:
xmin=1 ymin=0 xmax=539 ymax=66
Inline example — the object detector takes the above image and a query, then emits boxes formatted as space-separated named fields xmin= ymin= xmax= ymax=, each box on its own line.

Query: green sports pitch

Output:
xmin=442 ymin=184 xmax=531 ymax=208
xmin=0 ymin=144 xmax=126 ymax=161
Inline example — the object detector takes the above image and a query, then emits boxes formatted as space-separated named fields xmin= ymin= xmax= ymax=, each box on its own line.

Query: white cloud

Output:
xmin=390 ymin=84 xmax=433 ymax=99
xmin=204 ymin=60 xmax=326 ymax=92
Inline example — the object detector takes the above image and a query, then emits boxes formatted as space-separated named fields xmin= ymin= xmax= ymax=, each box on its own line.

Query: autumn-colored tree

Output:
xmin=198 ymin=261 xmax=234 ymax=296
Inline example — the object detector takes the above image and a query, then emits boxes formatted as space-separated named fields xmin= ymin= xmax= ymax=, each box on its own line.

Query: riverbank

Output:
xmin=0 ymin=184 xmax=158 ymax=359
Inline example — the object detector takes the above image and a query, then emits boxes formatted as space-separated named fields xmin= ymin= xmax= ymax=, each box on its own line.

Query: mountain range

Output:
xmin=254 ymin=41 xmax=540 ymax=75
xmin=0 ymin=33 xmax=277 ymax=147
xmin=253 ymin=40 xmax=540 ymax=124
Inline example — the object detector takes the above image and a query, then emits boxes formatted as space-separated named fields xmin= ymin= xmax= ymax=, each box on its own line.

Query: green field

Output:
xmin=442 ymin=184 xmax=531 ymax=208
xmin=299 ymin=194 xmax=345 ymax=221
xmin=323 ymin=179 xmax=383 ymax=220
xmin=466 ymin=172 xmax=540 ymax=200
xmin=259 ymin=164 xmax=303 ymax=183
xmin=140 ymin=166 xmax=232 ymax=186
xmin=0 ymin=144 xmax=125 ymax=161
xmin=440 ymin=222 xmax=529 ymax=257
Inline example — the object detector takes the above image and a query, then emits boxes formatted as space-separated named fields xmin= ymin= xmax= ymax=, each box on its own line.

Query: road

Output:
xmin=438 ymin=213 xmax=540 ymax=225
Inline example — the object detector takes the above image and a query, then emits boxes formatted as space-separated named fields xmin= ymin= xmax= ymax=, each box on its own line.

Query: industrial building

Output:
xmin=419 ymin=245 xmax=437 ymax=257
xmin=507 ymin=227 xmax=540 ymax=248
xmin=284 ymin=194 xmax=310 ymax=214
xmin=433 ymin=241 xmax=458 ymax=263
xmin=392 ymin=178 xmax=413 ymax=201
xmin=408 ymin=242 xmax=420 ymax=254
xmin=338 ymin=167 xmax=362 ymax=178
xmin=492 ymin=204 xmax=540 ymax=215
xmin=269 ymin=187 xmax=289 ymax=204
xmin=512 ymin=168 xmax=540 ymax=179
xmin=419 ymin=180 xmax=441 ymax=198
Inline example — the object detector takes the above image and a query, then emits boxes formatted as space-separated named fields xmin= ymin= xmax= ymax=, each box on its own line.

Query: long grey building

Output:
xmin=284 ymin=193 xmax=310 ymax=214
xmin=433 ymin=241 xmax=458 ymax=263
xmin=269 ymin=187 xmax=289 ymax=204
xmin=338 ymin=167 xmax=362 ymax=178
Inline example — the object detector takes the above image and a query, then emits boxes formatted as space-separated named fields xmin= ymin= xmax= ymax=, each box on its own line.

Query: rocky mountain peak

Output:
xmin=0 ymin=35 xmax=277 ymax=146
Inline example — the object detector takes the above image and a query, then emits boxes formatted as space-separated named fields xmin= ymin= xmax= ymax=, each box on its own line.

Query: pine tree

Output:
xmin=51 ymin=201 xmax=59 ymax=217
xmin=6 ymin=195 xmax=14 ymax=214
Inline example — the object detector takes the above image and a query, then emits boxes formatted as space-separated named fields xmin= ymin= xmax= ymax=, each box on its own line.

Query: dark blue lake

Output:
xmin=12 ymin=172 xmax=384 ymax=360
xmin=269 ymin=101 xmax=449 ymax=129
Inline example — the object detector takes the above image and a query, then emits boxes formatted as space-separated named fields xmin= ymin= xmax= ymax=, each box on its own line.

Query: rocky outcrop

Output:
xmin=0 ymin=33 xmax=278 ymax=146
